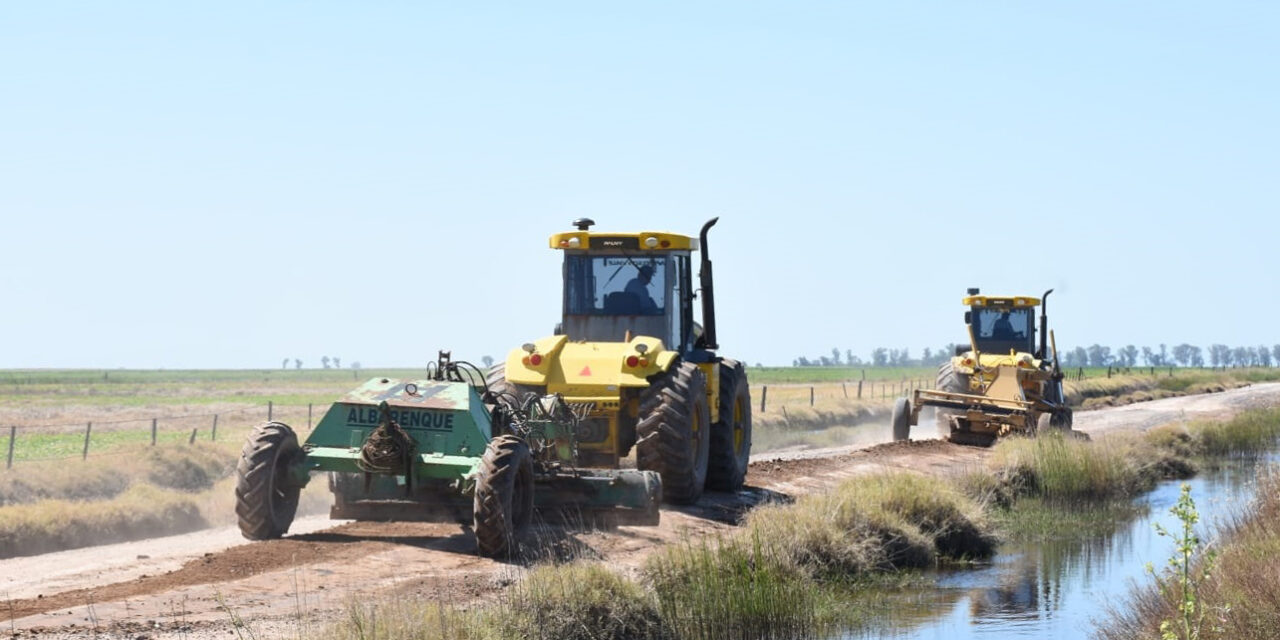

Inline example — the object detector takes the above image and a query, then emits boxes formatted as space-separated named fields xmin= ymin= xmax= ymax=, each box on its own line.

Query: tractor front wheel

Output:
xmin=473 ymin=435 xmax=535 ymax=559
xmin=892 ymin=397 xmax=912 ymax=441
xmin=707 ymin=359 xmax=752 ymax=492
xmin=235 ymin=422 xmax=303 ymax=540
xmin=636 ymin=362 xmax=711 ymax=505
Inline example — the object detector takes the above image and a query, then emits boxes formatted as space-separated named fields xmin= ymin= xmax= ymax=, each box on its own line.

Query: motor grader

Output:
xmin=487 ymin=218 xmax=752 ymax=504
xmin=234 ymin=352 xmax=660 ymax=558
xmin=891 ymin=288 xmax=1072 ymax=447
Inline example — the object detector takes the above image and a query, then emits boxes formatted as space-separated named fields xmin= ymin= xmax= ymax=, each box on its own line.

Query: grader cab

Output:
xmin=892 ymin=288 xmax=1073 ymax=447
xmin=488 ymin=218 xmax=752 ymax=504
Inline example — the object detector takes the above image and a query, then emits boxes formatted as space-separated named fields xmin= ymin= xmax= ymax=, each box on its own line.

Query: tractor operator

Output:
xmin=625 ymin=264 xmax=660 ymax=314
xmin=992 ymin=311 xmax=1017 ymax=339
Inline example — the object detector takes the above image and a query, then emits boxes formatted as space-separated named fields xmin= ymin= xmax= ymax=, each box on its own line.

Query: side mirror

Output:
xmin=964 ymin=311 xmax=972 ymax=324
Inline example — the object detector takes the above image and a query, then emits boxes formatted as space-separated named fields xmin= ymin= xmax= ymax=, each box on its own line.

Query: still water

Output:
xmin=845 ymin=457 xmax=1269 ymax=639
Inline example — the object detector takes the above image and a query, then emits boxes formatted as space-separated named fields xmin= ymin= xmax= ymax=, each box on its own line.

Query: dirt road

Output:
xmin=6 ymin=383 xmax=1279 ymax=638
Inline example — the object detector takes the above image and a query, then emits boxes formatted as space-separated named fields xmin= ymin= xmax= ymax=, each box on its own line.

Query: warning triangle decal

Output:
xmin=579 ymin=365 xmax=592 ymax=376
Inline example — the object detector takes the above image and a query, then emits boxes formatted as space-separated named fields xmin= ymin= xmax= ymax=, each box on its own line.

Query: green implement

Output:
xmin=234 ymin=352 xmax=662 ymax=558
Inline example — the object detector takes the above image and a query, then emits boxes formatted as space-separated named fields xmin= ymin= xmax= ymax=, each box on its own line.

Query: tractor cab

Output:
xmin=551 ymin=218 xmax=718 ymax=356
xmin=965 ymin=293 xmax=1039 ymax=356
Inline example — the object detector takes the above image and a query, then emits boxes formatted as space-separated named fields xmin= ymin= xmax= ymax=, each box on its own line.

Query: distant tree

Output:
xmin=755 ymin=362 xmax=763 ymax=368
xmin=1208 ymin=344 xmax=1226 ymax=368
xmin=481 ymin=355 xmax=495 ymax=368
xmin=1172 ymin=344 xmax=1194 ymax=367
xmin=871 ymin=348 xmax=888 ymax=367
xmin=1087 ymin=344 xmax=1112 ymax=367
xmin=1259 ymin=345 xmax=1273 ymax=368
xmin=1274 ymin=345 xmax=1280 ymax=367
xmin=351 ymin=361 xmax=362 ymax=370
xmin=1071 ymin=347 xmax=1088 ymax=368
xmin=1141 ymin=346 xmax=1154 ymax=366
xmin=333 ymin=357 xmax=341 ymax=368
xmin=294 ymin=358 xmax=303 ymax=370
xmin=830 ymin=347 xmax=842 ymax=366
xmin=1119 ymin=345 xmax=1138 ymax=367
xmin=1189 ymin=346 xmax=1204 ymax=367
xmin=1159 ymin=344 xmax=1169 ymax=367
xmin=1231 ymin=346 xmax=1251 ymax=367
xmin=845 ymin=349 xmax=855 ymax=366
xmin=321 ymin=356 xmax=331 ymax=369
xmin=282 ymin=358 xmax=289 ymax=370
xmin=922 ymin=347 xmax=933 ymax=364
xmin=794 ymin=356 xmax=813 ymax=366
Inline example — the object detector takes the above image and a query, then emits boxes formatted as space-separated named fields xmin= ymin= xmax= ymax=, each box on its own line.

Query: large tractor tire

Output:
xmin=934 ymin=361 xmax=969 ymax=438
xmin=235 ymin=421 xmax=303 ymax=540
xmin=891 ymin=397 xmax=912 ymax=442
xmin=473 ymin=435 xmax=534 ymax=559
xmin=707 ymin=359 xmax=752 ymax=492
xmin=636 ymin=362 xmax=711 ymax=505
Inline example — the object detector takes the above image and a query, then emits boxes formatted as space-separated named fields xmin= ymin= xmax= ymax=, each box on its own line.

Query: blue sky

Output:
xmin=2 ymin=2 xmax=1276 ymax=368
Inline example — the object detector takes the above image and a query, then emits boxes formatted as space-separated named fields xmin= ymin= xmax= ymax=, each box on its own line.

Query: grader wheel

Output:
xmin=934 ymin=361 xmax=969 ymax=438
xmin=473 ymin=435 xmax=534 ymax=559
xmin=235 ymin=422 xmax=302 ymax=540
xmin=891 ymin=397 xmax=912 ymax=442
xmin=707 ymin=359 xmax=752 ymax=492
xmin=636 ymin=362 xmax=711 ymax=505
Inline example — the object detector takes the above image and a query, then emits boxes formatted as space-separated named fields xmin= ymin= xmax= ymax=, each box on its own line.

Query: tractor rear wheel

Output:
xmin=636 ymin=362 xmax=711 ymax=505
xmin=235 ymin=422 xmax=303 ymax=540
xmin=473 ymin=435 xmax=534 ymax=559
xmin=707 ymin=359 xmax=752 ymax=492
xmin=934 ymin=361 xmax=969 ymax=438
xmin=892 ymin=397 xmax=912 ymax=441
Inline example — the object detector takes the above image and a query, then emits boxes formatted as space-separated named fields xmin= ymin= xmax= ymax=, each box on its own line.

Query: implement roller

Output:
xmin=234 ymin=351 xmax=661 ymax=558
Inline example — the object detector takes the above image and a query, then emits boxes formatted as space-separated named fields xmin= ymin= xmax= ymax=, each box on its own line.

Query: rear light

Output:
xmin=529 ymin=354 xmax=543 ymax=366
xmin=639 ymin=357 xmax=649 ymax=367
xmin=660 ymin=240 xmax=670 ymax=248
xmin=961 ymin=358 xmax=974 ymax=367
xmin=522 ymin=356 xmax=531 ymax=365
xmin=625 ymin=355 xmax=640 ymax=368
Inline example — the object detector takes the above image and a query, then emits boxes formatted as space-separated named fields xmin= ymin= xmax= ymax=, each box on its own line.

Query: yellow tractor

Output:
xmin=892 ymin=288 xmax=1072 ymax=447
xmin=486 ymin=218 xmax=752 ymax=504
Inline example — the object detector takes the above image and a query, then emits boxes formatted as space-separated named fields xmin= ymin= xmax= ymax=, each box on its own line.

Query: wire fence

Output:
xmin=2 ymin=401 xmax=330 ymax=469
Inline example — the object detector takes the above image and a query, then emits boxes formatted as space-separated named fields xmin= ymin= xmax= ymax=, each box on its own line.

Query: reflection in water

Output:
xmin=842 ymin=457 xmax=1268 ymax=640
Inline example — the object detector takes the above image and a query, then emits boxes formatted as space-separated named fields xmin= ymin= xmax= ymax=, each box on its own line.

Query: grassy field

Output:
xmin=4 ymin=366 xmax=1279 ymax=463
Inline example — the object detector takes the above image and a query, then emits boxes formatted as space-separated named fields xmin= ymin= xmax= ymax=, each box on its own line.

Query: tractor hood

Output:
xmin=505 ymin=335 xmax=679 ymax=396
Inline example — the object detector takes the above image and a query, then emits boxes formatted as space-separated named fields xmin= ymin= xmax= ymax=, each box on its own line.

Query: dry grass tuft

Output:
xmin=0 ymin=484 xmax=205 ymax=558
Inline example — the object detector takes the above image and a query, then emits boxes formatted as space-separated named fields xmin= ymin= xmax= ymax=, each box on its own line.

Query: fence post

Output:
xmin=6 ymin=426 xmax=14 ymax=469
xmin=760 ymin=386 xmax=768 ymax=413
xmin=842 ymin=382 xmax=848 ymax=398
xmin=268 ymin=401 xmax=274 ymax=422
xmin=151 ymin=418 xmax=157 ymax=446
xmin=189 ymin=428 xmax=198 ymax=445
xmin=82 ymin=422 xmax=92 ymax=460
xmin=809 ymin=387 xmax=814 ymax=406
xmin=211 ymin=414 xmax=218 ymax=441
xmin=308 ymin=404 xmax=313 ymax=430
xmin=857 ymin=380 xmax=863 ymax=399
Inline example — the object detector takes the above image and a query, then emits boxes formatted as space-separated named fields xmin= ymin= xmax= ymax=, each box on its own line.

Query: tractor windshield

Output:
xmin=565 ymin=255 xmax=668 ymax=316
xmin=563 ymin=253 xmax=688 ymax=345
xmin=973 ymin=307 xmax=1035 ymax=354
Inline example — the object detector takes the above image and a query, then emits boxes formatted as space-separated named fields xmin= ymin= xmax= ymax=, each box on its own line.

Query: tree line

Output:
xmin=793 ymin=344 xmax=1280 ymax=368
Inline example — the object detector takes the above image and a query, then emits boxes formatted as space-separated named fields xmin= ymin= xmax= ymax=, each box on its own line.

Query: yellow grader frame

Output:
xmin=892 ymin=288 xmax=1073 ymax=447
